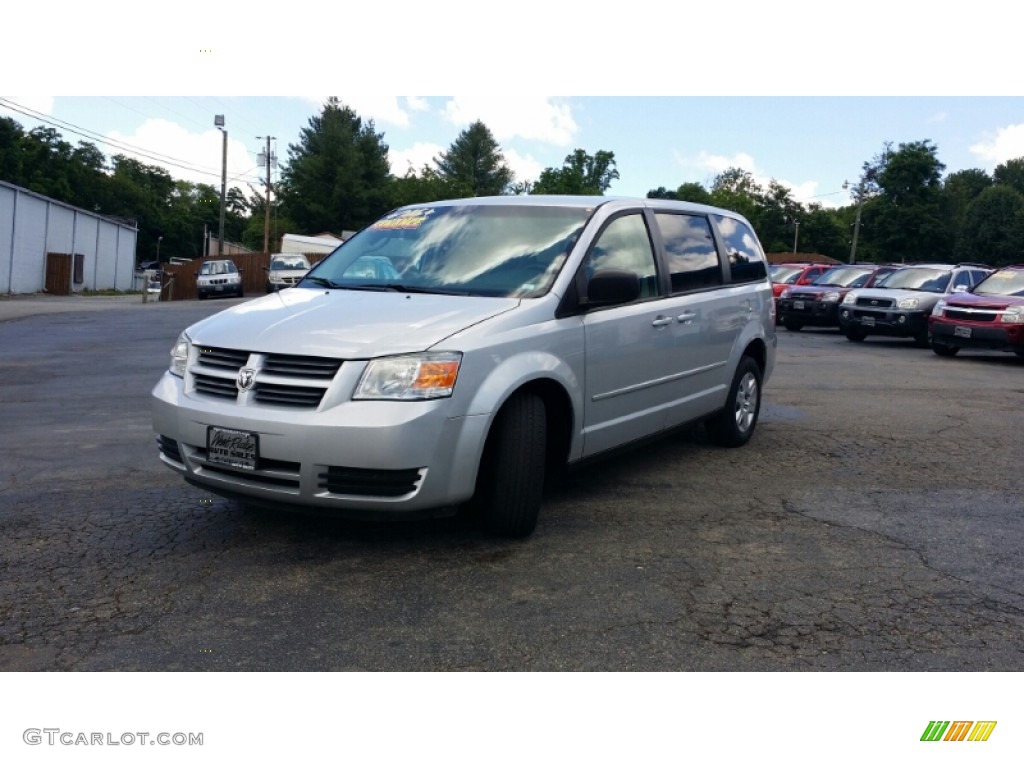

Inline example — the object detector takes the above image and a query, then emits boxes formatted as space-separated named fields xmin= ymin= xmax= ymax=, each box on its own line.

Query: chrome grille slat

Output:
xmin=197 ymin=346 xmax=248 ymax=370
xmin=193 ymin=373 xmax=239 ymax=399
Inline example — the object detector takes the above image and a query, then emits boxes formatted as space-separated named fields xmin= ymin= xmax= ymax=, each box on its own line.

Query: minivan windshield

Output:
xmin=303 ymin=204 xmax=592 ymax=298
xmin=271 ymin=256 xmax=309 ymax=270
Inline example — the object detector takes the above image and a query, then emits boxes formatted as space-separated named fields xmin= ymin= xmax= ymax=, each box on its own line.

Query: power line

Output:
xmin=0 ymin=97 xmax=264 ymax=185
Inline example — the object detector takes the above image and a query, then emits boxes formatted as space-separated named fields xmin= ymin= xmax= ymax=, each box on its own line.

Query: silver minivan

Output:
xmin=153 ymin=196 xmax=776 ymax=536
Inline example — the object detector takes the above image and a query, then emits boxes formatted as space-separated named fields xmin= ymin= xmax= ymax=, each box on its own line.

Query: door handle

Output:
xmin=676 ymin=311 xmax=696 ymax=323
xmin=651 ymin=316 xmax=673 ymax=328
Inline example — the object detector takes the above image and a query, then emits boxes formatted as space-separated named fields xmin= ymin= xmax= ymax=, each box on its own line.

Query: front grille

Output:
xmin=856 ymin=297 xmax=894 ymax=308
xmin=194 ymin=373 xmax=238 ymax=399
xmin=189 ymin=349 xmax=342 ymax=408
xmin=189 ymin=445 xmax=301 ymax=489
xmin=198 ymin=346 xmax=248 ymax=370
xmin=318 ymin=466 xmax=423 ymax=497
xmin=157 ymin=434 xmax=183 ymax=464
xmin=945 ymin=308 xmax=997 ymax=322
xmin=263 ymin=354 xmax=341 ymax=378
xmin=254 ymin=383 xmax=326 ymax=407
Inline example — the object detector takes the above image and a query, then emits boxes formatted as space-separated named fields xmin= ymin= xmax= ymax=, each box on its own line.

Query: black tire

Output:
xmin=238 ymin=287 xmax=244 ymax=298
xmin=706 ymin=356 xmax=762 ymax=448
xmin=845 ymin=327 xmax=867 ymax=342
xmin=783 ymin=319 xmax=804 ymax=332
xmin=1015 ymin=349 xmax=1024 ymax=358
xmin=931 ymin=341 xmax=959 ymax=357
xmin=913 ymin=331 xmax=929 ymax=348
xmin=476 ymin=391 xmax=547 ymax=538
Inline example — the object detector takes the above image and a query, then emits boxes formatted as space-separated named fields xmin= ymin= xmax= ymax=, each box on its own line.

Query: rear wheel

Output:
xmin=783 ymin=319 xmax=804 ymax=332
xmin=845 ymin=327 xmax=867 ymax=342
xmin=706 ymin=356 xmax=761 ymax=448
xmin=476 ymin=391 xmax=547 ymax=538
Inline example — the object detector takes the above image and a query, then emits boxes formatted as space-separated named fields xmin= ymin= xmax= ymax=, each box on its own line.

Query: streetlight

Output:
xmin=156 ymin=235 xmax=163 ymax=262
xmin=843 ymin=180 xmax=866 ymax=264
xmin=215 ymin=115 xmax=227 ymax=257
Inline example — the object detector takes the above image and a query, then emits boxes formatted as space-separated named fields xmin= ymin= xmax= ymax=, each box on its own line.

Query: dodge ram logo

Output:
xmin=236 ymin=367 xmax=256 ymax=391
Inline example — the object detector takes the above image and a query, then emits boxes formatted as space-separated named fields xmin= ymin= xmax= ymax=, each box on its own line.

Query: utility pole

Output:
xmin=843 ymin=180 xmax=865 ymax=264
xmin=215 ymin=115 xmax=227 ymax=256
xmin=257 ymin=136 xmax=276 ymax=254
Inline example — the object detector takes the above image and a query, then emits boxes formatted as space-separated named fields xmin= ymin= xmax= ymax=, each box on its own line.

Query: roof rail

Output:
xmin=955 ymin=262 xmax=993 ymax=268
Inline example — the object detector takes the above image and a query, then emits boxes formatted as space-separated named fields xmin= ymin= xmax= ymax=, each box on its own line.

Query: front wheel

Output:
xmin=845 ymin=327 xmax=867 ymax=342
xmin=706 ymin=356 xmax=762 ymax=448
xmin=476 ymin=392 xmax=547 ymax=538
xmin=783 ymin=319 xmax=804 ymax=332
xmin=931 ymin=341 xmax=959 ymax=357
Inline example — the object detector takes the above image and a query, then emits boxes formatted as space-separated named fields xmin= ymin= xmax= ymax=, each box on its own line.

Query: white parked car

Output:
xmin=154 ymin=196 xmax=776 ymax=537
xmin=196 ymin=259 xmax=243 ymax=300
xmin=265 ymin=254 xmax=311 ymax=292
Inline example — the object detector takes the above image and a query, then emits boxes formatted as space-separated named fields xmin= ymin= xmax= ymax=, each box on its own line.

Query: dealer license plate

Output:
xmin=207 ymin=426 xmax=258 ymax=470
xmin=954 ymin=326 xmax=972 ymax=339
xmin=793 ymin=300 xmax=805 ymax=310
xmin=861 ymin=315 xmax=875 ymax=327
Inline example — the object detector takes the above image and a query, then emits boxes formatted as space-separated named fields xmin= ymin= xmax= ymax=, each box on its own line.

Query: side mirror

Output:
xmin=585 ymin=269 xmax=641 ymax=307
xmin=263 ymin=266 xmax=269 ymax=272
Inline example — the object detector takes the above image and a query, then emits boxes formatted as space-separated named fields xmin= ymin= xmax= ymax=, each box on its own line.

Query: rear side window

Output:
xmin=712 ymin=215 xmax=767 ymax=284
xmin=654 ymin=213 xmax=722 ymax=293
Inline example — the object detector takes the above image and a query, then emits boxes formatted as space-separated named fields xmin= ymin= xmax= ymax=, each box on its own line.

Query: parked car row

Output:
xmin=775 ymin=261 xmax=1024 ymax=360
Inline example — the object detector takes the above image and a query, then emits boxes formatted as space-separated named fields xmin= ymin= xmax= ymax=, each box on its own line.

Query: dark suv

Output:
xmin=838 ymin=263 xmax=992 ymax=346
xmin=776 ymin=263 xmax=900 ymax=331
xmin=929 ymin=265 xmax=1024 ymax=358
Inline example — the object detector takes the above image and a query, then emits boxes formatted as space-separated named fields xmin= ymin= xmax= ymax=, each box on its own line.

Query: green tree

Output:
xmin=280 ymin=97 xmax=392 ymax=233
xmin=531 ymin=149 xmax=619 ymax=195
xmin=675 ymin=182 xmax=713 ymax=205
xmin=942 ymin=169 xmax=992 ymax=254
xmin=433 ymin=120 xmax=512 ymax=197
xmin=861 ymin=140 xmax=948 ymax=262
xmin=993 ymin=158 xmax=1024 ymax=195
xmin=388 ymin=165 xmax=451 ymax=208
xmin=956 ymin=185 xmax=1024 ymax=265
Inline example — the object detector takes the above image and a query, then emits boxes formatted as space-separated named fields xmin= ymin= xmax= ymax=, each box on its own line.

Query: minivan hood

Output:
xmin=186 ymin=288 xmax=520 ymax=359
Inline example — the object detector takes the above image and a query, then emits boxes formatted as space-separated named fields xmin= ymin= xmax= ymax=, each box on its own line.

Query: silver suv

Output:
xmin=153 ymin=196 xmax=776 ymax=537
xmin=839 ymin=263 xmax=992 ymax=346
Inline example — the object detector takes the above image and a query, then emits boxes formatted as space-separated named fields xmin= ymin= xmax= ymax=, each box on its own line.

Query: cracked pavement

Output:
xmin=1 ymin=303 xmax=1022 ymax=670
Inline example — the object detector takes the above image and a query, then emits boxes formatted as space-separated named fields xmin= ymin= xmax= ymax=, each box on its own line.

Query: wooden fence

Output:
xmin=158 ymin=252 xmax=328 ymax=301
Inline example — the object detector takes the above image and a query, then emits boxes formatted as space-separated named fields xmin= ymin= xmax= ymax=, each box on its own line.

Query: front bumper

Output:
xmin=930 ymin=318 xmax=1024 ymax=352
xmin=151 ymin=372 xmax=489 ymax=518
xmin=777 ymin=298 xmax=840 ymax=327
xmin=838 ymin=306 xmax=929 ymax=337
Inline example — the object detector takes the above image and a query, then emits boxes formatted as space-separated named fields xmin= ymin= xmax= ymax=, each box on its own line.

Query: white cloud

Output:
xmin=969 ymin=124 xmax=1024 ymax=166
xmin=107 ymin=119 xmax=262 ymax=188
xmin=295 ymin=96 xmax=414 ymax=127
xmin=503 ymin=149 xmax=544 ymax=185
xmin=927 ymin=111 xmax=948 ymax=124
xmin=388 ymin=141 xmax=444 ymax=176
xmin=441 ymin=97 xmax=577 ymax=145
xmin=405 ymin=96 xmax=429 ymax=112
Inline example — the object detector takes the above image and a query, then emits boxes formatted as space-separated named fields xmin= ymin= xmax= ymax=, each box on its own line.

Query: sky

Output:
xmin=5 ymin=95 xmax=1023 ymax=211
xmin=3 ymin=1 xmax=1023 ymax=214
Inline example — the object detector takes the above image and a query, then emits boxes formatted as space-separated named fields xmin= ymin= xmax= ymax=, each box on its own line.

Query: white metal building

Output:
xmin=1 ymin=180 xmax=138 ymax=294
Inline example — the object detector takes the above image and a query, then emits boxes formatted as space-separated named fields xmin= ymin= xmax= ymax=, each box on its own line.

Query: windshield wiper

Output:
xmin=303 ymin=276 xmax=342 ymax=289
xmin=378 ymin=284 xmax=471 ymax=296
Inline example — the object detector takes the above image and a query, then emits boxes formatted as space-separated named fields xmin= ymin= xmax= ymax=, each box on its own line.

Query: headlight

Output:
xmin=842 ymin=293 xmax=857 ymax=305
xmin=354 ymin=352 xmax=462 ymax=400
xmin=821 ymin=291 xmax=840 ymax=303
xmin=1001 ymin=307 xmax=1024 ymax=324
xmin=897 ymin=297 xmax=921 ymax=310
xmin=932 ymin=300 xmax=946 ymax=317
xmin=170 ymin=333 xmax=190 ymax=377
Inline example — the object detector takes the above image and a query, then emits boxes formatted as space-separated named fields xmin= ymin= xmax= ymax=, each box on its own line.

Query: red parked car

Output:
xmin=769 ymin=262 xmax=834 ymax=298
xmin=776 ymin=263 xmax=901 ymax=331
xmin=928 ymin=265 xmax=1024 ymax=358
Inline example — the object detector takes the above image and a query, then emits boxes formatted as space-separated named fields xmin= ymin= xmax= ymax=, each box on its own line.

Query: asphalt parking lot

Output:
xmin=1 ymin=295 xmax=1022 ymax=671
